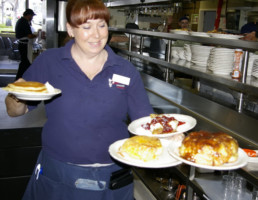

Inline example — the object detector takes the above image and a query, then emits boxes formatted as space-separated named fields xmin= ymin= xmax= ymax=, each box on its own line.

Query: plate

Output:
xmin=170 ymin=30 xmax=189 ymax=35
xmin=168 ymin=146 xmax=248 ymax=170
xmin=189 ymin=32 xmax=210 ymax=37
xmin=128 ymin=114 xmax=197 ymax=138
xmin=7 ymin=89 xmax=62 ymax=100
xmin=209 ymin=33 xmax=242 ymax=40
xmin=108 ymin=138 xmax=182 ymax=168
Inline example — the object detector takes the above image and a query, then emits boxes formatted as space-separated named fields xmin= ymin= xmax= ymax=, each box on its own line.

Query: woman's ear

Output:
xmin=66 ymin=23 xmax=74 ymax=37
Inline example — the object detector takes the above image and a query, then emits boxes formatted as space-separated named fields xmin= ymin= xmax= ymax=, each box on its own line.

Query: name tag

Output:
xmin=112 ymin=74 xmax=130 ymax=86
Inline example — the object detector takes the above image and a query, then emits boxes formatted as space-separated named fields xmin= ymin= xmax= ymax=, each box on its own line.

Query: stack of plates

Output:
xmin=184 ymin=44 xmax=191 ymax=61
xmin=248 ymin=53 xmax=258 ymax=76
xmin=209 ymin=33 xmax=242 ymax=40
xmin=190 ymin=63 xmax=207 ymax=72
xmin=252 ymin=59 xmax=258 ymax=78
xmin=171 ymin=47 xmax=185 ymax=60
xmin=207 ymin=47 xmax=235 ymax=75
xmin=190 ymin=44 xmax=214 ymax=67
xmin=189 ymin=31 xmax=210 ymax=37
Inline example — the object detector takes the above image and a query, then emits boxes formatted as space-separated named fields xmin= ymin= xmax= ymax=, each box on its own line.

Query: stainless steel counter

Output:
xmin=137 ymin=73 xmax=258 ymax=199
xmin=144 ymin=73 xmax=258 ymax=148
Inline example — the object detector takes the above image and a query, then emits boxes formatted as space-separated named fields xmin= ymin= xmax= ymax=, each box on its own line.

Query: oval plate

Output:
xmin=128 ymin=114 xmax=197 ymax=138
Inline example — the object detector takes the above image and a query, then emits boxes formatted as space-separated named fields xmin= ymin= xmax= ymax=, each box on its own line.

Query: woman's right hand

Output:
xmin=5 ymin=78 xmax=28 ymax=117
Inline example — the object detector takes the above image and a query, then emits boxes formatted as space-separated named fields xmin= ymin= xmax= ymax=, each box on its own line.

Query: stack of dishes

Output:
xmin=190 ymin=44 xmax=214 ymax=68
xmin=184 ymin=44 xmax=191 ymax=61
xmin=248 ymin=53 xmax=258 ymax=76
xmin=178 ymin=47 xmax=185 ymax=60
xmin=171 ymin=47 xmax=185 ymax=60
xmin=207 ymin=47 xmax=235 ymax=75
xmin=189 ymin=31 xmax=210 ymax=37
xmin=252 ymin=59 xmax=258 ymax=78
xmin=209 ymin=33 xmax=242 ymax=40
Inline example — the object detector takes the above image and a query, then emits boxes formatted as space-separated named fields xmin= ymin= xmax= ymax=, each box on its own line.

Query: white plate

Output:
xmin=189 ymin=32 xmax=210 ymax=37
xmin=128 ymin=114 xmax=197 ymax=138
xmin=168 ymin=146 xmax=248 ymax=170
xmin=170 ymin=30 xmax=189 ymax=35
xmin=209 ymin=33 xmax=242 ymax=40
xmin=109 ymin=139 xmax=182 ymax=168
xmin=8 ymin=89 xmax=62 ymax=101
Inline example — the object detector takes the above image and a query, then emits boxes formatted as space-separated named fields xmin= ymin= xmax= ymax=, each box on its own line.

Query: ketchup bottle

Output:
xmin=231 ymin=49 xmax=243 ymax=79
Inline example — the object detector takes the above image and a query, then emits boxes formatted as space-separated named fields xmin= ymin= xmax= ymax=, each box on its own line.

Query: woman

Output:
xmin=5 ymin=0 xmax=153 ymax=199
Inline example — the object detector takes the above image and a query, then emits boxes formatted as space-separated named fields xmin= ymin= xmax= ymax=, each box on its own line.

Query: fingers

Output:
xmin=7 ymin=93 xmax=20 ymax=102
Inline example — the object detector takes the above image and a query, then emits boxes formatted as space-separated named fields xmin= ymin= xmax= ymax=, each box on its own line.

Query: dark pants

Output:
xmin=16 ymin=43 xmax=31 ymax=80
xmin=22 ymin=151 xmax=134 ymax=200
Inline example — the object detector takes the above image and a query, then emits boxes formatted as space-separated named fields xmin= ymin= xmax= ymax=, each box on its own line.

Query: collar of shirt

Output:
xmin=61 ymin=39 xmax=119 ymax=70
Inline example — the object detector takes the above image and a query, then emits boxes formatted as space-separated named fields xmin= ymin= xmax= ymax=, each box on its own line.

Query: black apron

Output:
xmin=22 ymin=151 xmax=134 ymax=200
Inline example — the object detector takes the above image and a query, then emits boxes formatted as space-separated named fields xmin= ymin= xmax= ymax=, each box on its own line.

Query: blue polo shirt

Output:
xmin=23 ymin=39 xmax=153 ymax=164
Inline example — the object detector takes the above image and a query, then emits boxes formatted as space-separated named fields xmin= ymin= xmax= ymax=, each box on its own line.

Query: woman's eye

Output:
xmin=82 ymin=26 xmax=90 ymax=29
xmin=99 ymin=23 xmax=106 ymax=28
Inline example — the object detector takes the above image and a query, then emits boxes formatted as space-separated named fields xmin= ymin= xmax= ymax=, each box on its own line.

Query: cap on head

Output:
xmin=240 ymin=23 xmax=257 ymax=34
xmin=23 ymin=9 xmax=36 ymax=16
xmin=179 ymin=16 xmax=189 ymax=22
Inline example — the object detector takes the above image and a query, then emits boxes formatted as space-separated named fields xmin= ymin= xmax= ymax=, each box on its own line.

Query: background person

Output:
xmin=178 ymin=16 xmax=190 ymax=30
xmin=15 ymin=9 xmax=37 ymax=80
xmin=108 ymin=22 xmax=140 ymax=47
xmin=163 ymin=15 xmax=173 ymax=32
xmin=240 ymin=22 xmax=258 ymax=41
xmin=5 ymin=0 xmax=153 ymax=199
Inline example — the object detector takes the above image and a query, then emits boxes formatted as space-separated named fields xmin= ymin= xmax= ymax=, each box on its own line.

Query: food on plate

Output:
xmin=2 ymin=81 xmax=51 ymax=93
xmin=175 ymin=28 xmax=188 ymax=31
xmin=179 ymin=131 xmax=239 ymax=166
xmin=119 ymin=136 xmax=163 ymax=162
xmin=207 ymin=29 xmax=226 ymax=34
xmin=142 ymin=114 xmax=185 ymax=134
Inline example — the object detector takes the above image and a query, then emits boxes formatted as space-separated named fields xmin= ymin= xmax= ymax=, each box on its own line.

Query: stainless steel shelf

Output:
xmin=112 ymin=47 xmax=258 ymax=97
xmin=104 ymin=0 xmax=170 ymax=7
xmin=109 ymin=27 xmax=258 ymax=114
xmin=109 ymin=28 xmax=258 ymax=51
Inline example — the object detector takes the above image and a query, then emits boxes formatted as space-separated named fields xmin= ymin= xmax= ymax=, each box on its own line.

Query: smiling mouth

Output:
xmin=91 ymin=41 xmax=100 ymax=44
xmin=89 ymin=41 xmax=101 ymax=46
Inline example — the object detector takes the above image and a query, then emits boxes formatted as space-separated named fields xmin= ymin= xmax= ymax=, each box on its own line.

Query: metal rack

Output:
xmin=109 ymin=27 xmax=258 ymax=113
xmin=104 ymin=0 xmax=171 ymax=7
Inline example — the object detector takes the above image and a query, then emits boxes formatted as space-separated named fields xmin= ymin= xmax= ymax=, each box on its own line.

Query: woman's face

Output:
xmin=67 ymin=19 xmax=108 ymax=56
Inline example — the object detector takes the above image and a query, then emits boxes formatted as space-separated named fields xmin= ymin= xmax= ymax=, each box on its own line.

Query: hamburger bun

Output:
xmin=3 ymin=81 xmax=48 ymax=93
xmin=119 ymin=136 xmax=163 ymax=162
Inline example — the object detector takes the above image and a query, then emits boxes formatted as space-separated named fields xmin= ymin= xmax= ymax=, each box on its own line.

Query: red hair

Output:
xmin=66 ymin=0 xmax=110 ymax=28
